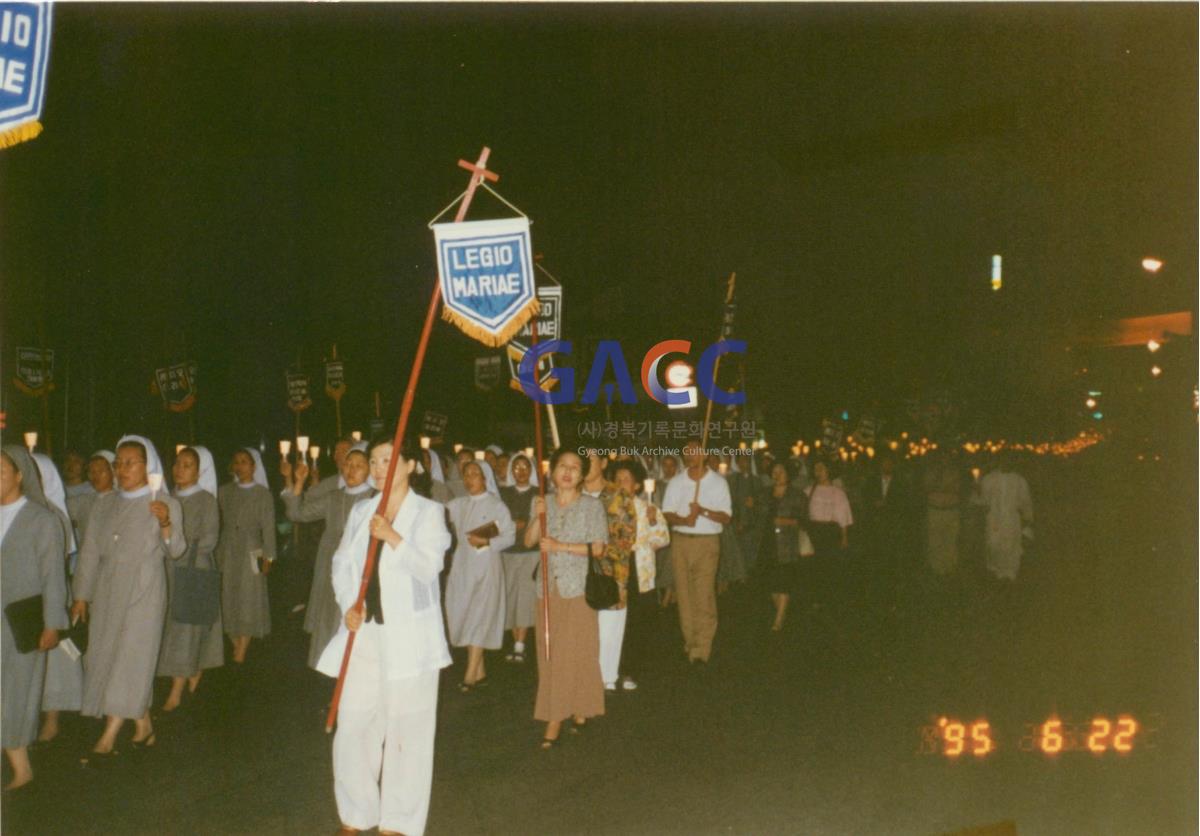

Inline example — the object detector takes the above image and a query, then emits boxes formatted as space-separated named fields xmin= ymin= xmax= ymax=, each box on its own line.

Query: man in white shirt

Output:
xmin=662 ymin=439 xmax=732 ymax=665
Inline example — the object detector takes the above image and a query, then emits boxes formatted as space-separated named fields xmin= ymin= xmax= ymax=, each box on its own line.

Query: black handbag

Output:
xmin=171 ymin=545 xmax=221 ymax=626
xmin=584 ymin=545 xmax=620 ymax=611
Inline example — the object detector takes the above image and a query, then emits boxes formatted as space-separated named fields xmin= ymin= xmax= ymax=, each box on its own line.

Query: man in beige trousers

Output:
xmin=662 ymin=440 xmax=732 ymax=664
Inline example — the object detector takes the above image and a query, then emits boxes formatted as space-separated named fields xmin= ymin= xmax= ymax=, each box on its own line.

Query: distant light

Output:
xmin=1087 ymin=390 xmax=1103 ymax=397
xmin=840 ymin=410 xmax=849 ymax=421
xmin=1142 ymin=257 xmax=1164 ymax=273
xmin=1092 ymin=411 xmax=1103 ymax=420
xmin=1151 ymin=365 xmax=1162 ymax=377
xmin=991 ymin=254 xmax=1002 ymax=291
xmin=1147 ymin=339 xmax=1161 ymax=353
xmin=1085 ymin=398 xmax=1097 ymax=409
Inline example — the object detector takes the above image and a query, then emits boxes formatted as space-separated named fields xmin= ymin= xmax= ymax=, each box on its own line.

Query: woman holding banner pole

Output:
xmin=524 ymin=448 xmax=607 ymax=748
xmin=316 ymin=436 xmax=451 ymax=836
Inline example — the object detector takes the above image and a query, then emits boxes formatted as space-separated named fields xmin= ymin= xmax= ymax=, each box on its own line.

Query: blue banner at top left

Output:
xmin=0 ymin=1 xmax=52 ymax=149
xmin=434 ymin=216 xmax=540 ymax=347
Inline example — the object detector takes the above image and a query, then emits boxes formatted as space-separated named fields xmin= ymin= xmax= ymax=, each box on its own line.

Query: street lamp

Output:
xmin=1142 ymin=257 xmax=1164 ymax=273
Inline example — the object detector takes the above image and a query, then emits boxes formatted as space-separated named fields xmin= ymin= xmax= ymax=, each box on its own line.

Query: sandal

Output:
xmin=458 ymin=682 xmax=473 ymax=694
xmin=79 ymin=750 xmax=120 ymax=769
xmin=130 ymin=733 xmax=157 ymax=751
xmin=512 ymin=651 xmax=526 ymax=663
xmin=539 ymin=737 xmax=558 ymax=750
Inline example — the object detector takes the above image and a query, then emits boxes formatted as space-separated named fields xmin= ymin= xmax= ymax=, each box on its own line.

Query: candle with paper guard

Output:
xmin=279 ymin=439 xmax=292 ymax=456
xmin=474 ymin=450 xmax=485 ymax=461
xmin=297 ymin=436 xmax=310 ymax=454
xmin=148 ymin=473 xmax=163 ymax=499
xmin=310 ymin=445 xmax=321 ymax=461
xmin=453 ymin=443 xmax=463 ymax=454
xmin=644 ymin=478 xmax=655 ymax=496
xmin=176 ymin=444 xmax=186 ymax=455
xmin=524 ymin=447 xmax=534 ymax=458
xmin=419 ymin=436 xmax=431 ymax=449
xmin=23 ymin=432 xmax=36 ymax=451
xmin=350 ymin=431 xmax=362 ymax=442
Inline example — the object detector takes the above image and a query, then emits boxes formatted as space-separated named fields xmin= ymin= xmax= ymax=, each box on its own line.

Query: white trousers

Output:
xmin=597 ymin=607 xmax=628 ymax=687
xmin=333 ymin=623 xmax=440 ymax=835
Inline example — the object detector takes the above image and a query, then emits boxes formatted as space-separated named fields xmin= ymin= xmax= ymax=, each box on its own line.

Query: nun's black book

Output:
xmin=4 ymin=594 xmax=44 ymax=653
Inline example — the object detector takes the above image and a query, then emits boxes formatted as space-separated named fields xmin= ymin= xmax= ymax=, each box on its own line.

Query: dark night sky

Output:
xmin=2 ymin=3 xmax=1196 ymax=456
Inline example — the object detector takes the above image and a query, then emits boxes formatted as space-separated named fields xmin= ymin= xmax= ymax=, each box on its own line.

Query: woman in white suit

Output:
xmin=317 ymin=436 xmax=452 ymax=836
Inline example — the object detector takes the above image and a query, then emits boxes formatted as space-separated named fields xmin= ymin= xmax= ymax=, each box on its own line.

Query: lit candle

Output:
xmin=971 ymin=467 xmax=981 ymax=482
xmin=176 ymin=444 xmax=186 ymax=454
xmin=643 ymin=478 xmax=655 ymax=496
xmin=23 ymin=431 xmax=36 ymax=451
xmin=350 ymin=431 xmax=362 ymax=442
xmin=148 ymin=472 xmax=163 ymax=500
xmin=310 ymin=445 xmax=321 ymax=461
xmin=279 ymin=439 xmax=292 ymax=456
xmin=540 ymin=459 xmax=549 ymax=476
xmin=474 ymin=450 xmax=485 ymax=461
xmin=420 ymin=436 xmax=431 ymax=449
xmin=718 ymin=462 xmax=728 ymax=475
xmin=453 ymin=443 xmax=463 ymax=454
xmin=297 ymin=436 xmax=310 ymax=454
xmin=524 ymin=447 xmax=534 ymax=458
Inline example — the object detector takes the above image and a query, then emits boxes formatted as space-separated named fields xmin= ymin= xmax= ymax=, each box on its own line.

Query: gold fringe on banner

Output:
xmin=0 ymin=120 xmax=44 ymax=150
xmin=442 ymin=298 xmax=541 ymax=348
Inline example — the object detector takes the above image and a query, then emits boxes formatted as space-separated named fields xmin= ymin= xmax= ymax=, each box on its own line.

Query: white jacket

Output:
xmin=317 ymin=490 xmax=453 ymax=681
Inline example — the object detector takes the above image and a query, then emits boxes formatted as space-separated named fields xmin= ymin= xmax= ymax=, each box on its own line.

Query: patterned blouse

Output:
xmin=597 ymin=484 xmax=638 ymax=589
xmin=538 ymin=493 xmax=609 ymax=599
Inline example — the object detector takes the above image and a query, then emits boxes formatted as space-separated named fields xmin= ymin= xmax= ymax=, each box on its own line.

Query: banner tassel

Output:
xmin=440 ymin=297 xmax=540 ymax=348
xmin=0 ymin=121 xmax=44 ymax=150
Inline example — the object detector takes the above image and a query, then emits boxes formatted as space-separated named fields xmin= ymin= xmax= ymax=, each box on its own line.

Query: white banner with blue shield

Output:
xmin=434 ymin=216 xmax=539 ymax=347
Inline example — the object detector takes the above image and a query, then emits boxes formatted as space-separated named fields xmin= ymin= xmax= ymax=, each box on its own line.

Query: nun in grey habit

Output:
xmin=157 ymin=446 xmax=224 ymax=711
xmin=218 ymin=447 xmax=276 ymax=664
xmin=73 ymin=435 xmax=185 ymax=761
xmin=444 ymin=461 xmax=514 ymax=690
xmin=1 ymin=446 xmax=68 ymax=789
xmin=281 ymin=446 xmax=374 ymax=669
xmin=30 ymin=452 xmax=84 ymax=743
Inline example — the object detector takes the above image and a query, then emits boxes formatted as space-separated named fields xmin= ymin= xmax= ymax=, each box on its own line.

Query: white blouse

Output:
xmin=805 ymin=484 xmax=853 ymax=528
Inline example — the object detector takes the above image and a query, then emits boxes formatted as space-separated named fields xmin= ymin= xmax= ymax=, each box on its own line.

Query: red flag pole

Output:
xmin=693 ymin=273 xmax=736 ymax=504
xmin=531 ymin=316 xmax=551 ymax=661
xmin=325 ymin=147 xmax=500 ymax=733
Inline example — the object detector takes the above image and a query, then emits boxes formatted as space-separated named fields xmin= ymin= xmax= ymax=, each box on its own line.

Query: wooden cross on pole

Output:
xmin=454 ymin=149 xmax=500 ymax=223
